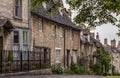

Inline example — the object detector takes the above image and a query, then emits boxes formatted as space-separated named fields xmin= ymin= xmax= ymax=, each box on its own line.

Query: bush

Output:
xmin=51 ymin=65 xmax=63 ymax=74
xmin=70 ymin=61 xmax=93 ymax=74
xmin=64 ymin=69 xmax=75 ymax=74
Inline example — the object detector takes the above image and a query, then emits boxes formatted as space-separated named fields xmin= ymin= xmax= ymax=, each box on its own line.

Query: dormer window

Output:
xmin=15 ymin=0 xmax=22 ymax=18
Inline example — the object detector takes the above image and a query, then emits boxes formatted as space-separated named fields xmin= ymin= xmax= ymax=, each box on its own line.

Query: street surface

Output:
xmin=1 ymin=75 xmax=104 ymax=78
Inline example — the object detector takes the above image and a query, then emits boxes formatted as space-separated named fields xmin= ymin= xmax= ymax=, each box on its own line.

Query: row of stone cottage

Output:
xmin=0 ymin=0 xmax=119 ymax=71
xmin=0 ymin=0 xmax=101 ymax=68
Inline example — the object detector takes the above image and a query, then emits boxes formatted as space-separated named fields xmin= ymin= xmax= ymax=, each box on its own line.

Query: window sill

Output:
xmin=56 ymin=61 xmax=60 ymax=64
xmin=14 ymin=16 xmax=22 ymax=20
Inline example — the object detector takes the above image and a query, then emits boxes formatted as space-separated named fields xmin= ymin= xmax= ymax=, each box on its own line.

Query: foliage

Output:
xmin=51 ymin=65 xmax=64 ymax=74
xmin=30 ymin=0 xmax=120 ymax=30
xmin=8 ymin=51 xmax=13 ymax=62
xmin=91 ymin=49 xmax=112 ymax=75
xmin=64 ymin=69 xmax=75 ymax=74
xmin=105 ymin=76 xmax=120 ymax=78
xmin=70 ymin=61 xmax=93 ymax=74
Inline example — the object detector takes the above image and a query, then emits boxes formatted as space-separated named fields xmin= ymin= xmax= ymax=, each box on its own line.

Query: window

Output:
xmin=15 ymin=0 xmax=22 ymax=18
xmin=23 ymin=31 xmax=28 ymax=51
xmin=23 ymin=31 xmax=27 ymax=43
xmin=13 ymin=31 xmax=20 ymax=50
xmin=73 ymin=51 xmax=77 ymax=63
xmin=70 ymin=29 xmax=73 ymax=40
xmin=52 ymin=25 xmax=56 ymax=36
xmin=38 ymin=18 xmax=43 ymax=32
xmin=56 ymin=49 xmax=60 ymax=63
xmin=14 ymin=31 xmax=19 ymax=43
xmin=60 ymin=27 xmax=64 ymax=37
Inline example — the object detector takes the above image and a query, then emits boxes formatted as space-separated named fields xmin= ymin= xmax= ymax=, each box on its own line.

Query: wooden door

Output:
xmin=0 ymin=37 xmax=3 ymax=51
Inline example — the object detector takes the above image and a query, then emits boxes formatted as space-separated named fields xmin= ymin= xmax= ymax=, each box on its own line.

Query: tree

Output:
xmin=92 ymin=49 xmax=111 ymax=75
xmin=30 ymin=0 xmax=120 ymax=29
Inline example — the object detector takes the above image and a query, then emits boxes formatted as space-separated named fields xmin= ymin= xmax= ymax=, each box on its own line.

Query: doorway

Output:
xmin=66 ymin=50 xmax=70 ymax=68
xmin=0 ymin=37 xmax=3 ymax=51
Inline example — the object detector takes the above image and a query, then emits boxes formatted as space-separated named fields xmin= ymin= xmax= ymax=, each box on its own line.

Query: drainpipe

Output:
xmin=64 ymin=28 xmax=66 ymax=68
xmin=28 ymin=0 xmax=32 ymax=51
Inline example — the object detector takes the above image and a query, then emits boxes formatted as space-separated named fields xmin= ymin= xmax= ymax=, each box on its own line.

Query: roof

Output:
xmin=0 ymin=19 xmax=13 ymax=29
xmin=104 ymin=45 xmax=120 ymax=53
xmin=31 ymin=3 xmax=81 ymax=30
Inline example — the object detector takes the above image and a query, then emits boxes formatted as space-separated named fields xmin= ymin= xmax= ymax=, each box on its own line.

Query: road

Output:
xmin=1 ymin=75 xmax=104 ymax=78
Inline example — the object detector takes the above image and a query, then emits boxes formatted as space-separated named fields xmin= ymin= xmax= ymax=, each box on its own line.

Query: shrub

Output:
xmin=8 ymin=51 xmax=13 ymax=62
xmin=70 ymin=61 xmax=93 ymax=74
xmin=64 ymin=69 xmax=75 ymax=74
xmin=51 ymin=65 xmax=63 ymax=74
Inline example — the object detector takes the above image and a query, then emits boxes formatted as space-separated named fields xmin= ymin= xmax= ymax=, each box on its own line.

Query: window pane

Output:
xmin=52 ymin=25 xmax=56 ymax=36
xmin=23 ymin=31 xmax=27 ymax=43
xmin=14 ymin=31 xmax=19 ymax=43
xmin=56 ymin=50 xmax=60 ymax=63
xmin=39 ymin=18 xmax=43 ymax=32
xmin=60 ymin=27 xmax=64 ymax=37
xmin=15 ymin=0 xmax=22 ymax=17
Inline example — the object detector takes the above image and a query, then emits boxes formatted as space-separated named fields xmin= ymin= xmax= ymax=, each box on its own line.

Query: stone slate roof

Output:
xmin=0 ymin=19 xmax=13 ymax=29
xmin=31 ymin=3 xmax=81 ymax=30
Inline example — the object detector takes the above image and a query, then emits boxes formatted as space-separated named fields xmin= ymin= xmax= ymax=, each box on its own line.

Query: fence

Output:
xmin=0 ymin=50 xmax=51 ymax=74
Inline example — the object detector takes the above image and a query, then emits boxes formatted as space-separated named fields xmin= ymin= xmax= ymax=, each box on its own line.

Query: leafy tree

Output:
xmin=92 ymin=49 xmax=111 ymax=75
xmin=30 ymin=0 xmax=120 ymax=30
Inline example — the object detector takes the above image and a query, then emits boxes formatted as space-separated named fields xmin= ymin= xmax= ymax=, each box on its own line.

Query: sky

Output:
xmin=62 ymin=0 xmax=120 ymax=46
xmin=91 ymin=24 xmax=119 ymax=46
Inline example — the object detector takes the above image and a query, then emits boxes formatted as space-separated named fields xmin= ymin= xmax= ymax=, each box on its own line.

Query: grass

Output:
xmin=105 ymin=76 xmax=120 ymax=78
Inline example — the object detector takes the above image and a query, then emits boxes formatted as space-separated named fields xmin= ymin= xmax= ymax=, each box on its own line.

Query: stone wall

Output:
xmin=0 ymin=0 xmax=29 ymax=50
xmin=31 ymin=15 xmax=80 ymax=67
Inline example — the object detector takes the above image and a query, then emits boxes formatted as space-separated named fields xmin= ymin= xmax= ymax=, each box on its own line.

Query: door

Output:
xmin=66 ymin=50 xmax=70 ymax=68
xmin=0 ymin=37 xmax=3 ymax=51
xmin=0 ymin=37 xmax=3 ymax=73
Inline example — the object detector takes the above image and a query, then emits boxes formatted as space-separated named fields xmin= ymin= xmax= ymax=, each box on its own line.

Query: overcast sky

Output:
xmin=91 ymin=24 xmax=119 ymax=46
xmin=62 ymin=0 xmax=120 ymax=46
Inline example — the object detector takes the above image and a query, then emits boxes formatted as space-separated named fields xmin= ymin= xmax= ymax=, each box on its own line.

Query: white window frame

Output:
xmin=55 ymin=48 xmax=61 ymax=63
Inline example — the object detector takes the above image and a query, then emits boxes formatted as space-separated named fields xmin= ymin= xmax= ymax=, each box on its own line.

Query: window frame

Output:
xmin=14 ymin=0 xmax=22 ymax=19
xmin=55 ymin=49 xmax=61 ymax=63
xmin=38 ymin=18 xmax=43 ymax=32
xmin=60 ymin=27 xmax=64 ymax=37
xmin=70 ymin=29 xmax=74 ymax=40
xmin=52 ymin=25 xmax=56 ymax=36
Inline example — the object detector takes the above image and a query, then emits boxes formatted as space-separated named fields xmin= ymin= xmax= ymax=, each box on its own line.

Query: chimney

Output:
xmin=111 ymin=39 xmax=116 ymax=47
xmin=96 ymin=32 xmax=100 ymax=41
xmin=90 ymin=32 xmax=95 ymax=38
xmin=66 ymin=9 xmax=71 ymax=18
xmin=117 ymin=41 xmax=120 ymax=50
xmin=104 ymin=38 xmax=108 ymax=46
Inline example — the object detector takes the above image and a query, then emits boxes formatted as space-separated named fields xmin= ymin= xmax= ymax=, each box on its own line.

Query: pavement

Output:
xmin=1 ymin=75 xmax=104 ymax=78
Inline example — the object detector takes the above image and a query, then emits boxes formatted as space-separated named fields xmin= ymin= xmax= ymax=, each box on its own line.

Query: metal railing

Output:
xmin=0 ymin=50 xmax=51 ymax=74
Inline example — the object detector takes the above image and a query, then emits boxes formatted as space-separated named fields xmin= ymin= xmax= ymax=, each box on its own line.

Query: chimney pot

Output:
xmin=96 ymin=32 xmax=100 ymax=41
xmin=111 ymin=39 xmax=116 ymax=47
xmin=104 ymin=38 xmax=108 ymax=46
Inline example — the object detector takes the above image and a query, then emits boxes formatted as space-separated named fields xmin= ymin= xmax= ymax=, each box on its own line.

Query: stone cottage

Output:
xmin=30 ymin=2 xmax=81 ymax=68
xmin=0 ymin=0 xmax=30 ymax=56
xmin=104 ymin=39 xmax=120 ymax=73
